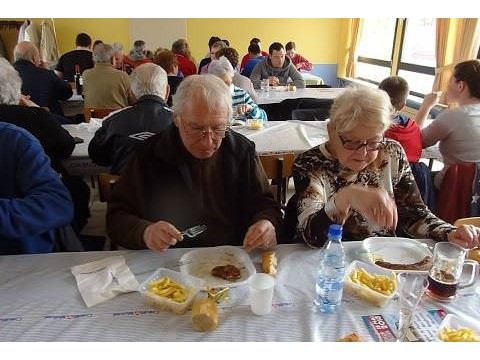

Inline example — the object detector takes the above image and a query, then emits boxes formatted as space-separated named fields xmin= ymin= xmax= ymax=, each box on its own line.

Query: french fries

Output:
xmin=440 ymin=327 xmax=480 ymax=342
xmin=147 ymin=276 xmax=189 ymax=303
xmin=349 ymin=267 xmax=396 ymax=296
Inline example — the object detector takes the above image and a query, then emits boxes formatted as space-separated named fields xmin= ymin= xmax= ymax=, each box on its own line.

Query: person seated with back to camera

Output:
xmin=89 ymin=63 xmax=174 ymax=175
xmin=153 ymin=48 xmax=183 ymax=107
xmin=208 ymin=56 xmax=267 ymax=122
xmin=106 ymin=74 xmax=281 ymax=251
xmin=0 ymin=122 xmax=74 ymax=255
xmin=199 ymin=40 xmax=227 ymax=74
xmin=379 ymin=76 xmax=437 ymax=209
xmin=287 ymin=86 xmax=479 ymax=249
xmin=417 ymin=59 xmax=480 ymax=189
xmin=250 ymin=42 xmax=305 ymax=89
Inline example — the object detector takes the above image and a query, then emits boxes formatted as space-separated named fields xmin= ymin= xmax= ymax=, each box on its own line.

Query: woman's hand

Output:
xmin=336 ymin=185 xmax=398 ymax=230
xmin=447 ymin=225 xmax=480 ymax=248
xmin=143 ymin=221 xmax=182 ymax=251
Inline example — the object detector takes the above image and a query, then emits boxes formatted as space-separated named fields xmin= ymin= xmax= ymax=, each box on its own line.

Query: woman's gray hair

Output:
xmin=92 ymin=44 xmax=115 ymax=63
xmin=129 ymin=63 xmax=168 ymax=99
xmin=0 ymin=58 xmax=22 ymax=105
xmin=172 ymin=74 xmax=232 ymax=121
xmin=208 ymin=56 xmax=235 ymax=79
xmin=329 ymin=86 xmax=393 ymax=134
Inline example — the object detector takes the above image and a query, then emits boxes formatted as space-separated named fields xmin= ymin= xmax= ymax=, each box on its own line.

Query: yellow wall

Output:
xmin=52 ymin=18 xmax=130 ymax=54
xmin=186 ymin=18 xmax=342 ymax=65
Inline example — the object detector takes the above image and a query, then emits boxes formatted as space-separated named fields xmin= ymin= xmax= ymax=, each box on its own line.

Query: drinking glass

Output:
xmin=249 ymin=273 xmax=275 ymax=315
xmin=260 ymin=79 xmax=270 ymax=93
xmin=396 ymin=273 xmax=428 ymax=342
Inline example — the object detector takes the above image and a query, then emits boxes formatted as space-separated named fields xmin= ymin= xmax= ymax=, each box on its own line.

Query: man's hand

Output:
xmin=143 ymin=221 xmax=182 ymax=251
xmin=243 ymin=219 xmax=276 ymax=251
xmin=268 ymin=76 xmax=280 ymax=86
xmin=447 ymin=225 xmax=480 ymax=249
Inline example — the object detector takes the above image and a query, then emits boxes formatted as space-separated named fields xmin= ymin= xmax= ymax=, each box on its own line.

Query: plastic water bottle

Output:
xmin=314 ymin=224 xmax=345 ymax=313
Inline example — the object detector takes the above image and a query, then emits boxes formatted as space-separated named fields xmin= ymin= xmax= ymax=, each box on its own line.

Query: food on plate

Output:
xmin=374 ymin=255 xmax=432 ymax=271
xmin=338 ymin=332 xmax=363 ymax=342
xmin=192 ymin=298 xmax=218 ymax=332
xmin=147 ymin=276 xmax=188 ymax=303
xmin=211 ymin=264 xmax=242 ymax=280
xmin=439 ymin=327 xmax=480 ymax=342
xmin=348 ymin=267 xmax=396 ymax=295
xmin=467 ymin=247 xmax=480 ymax=263
xmin=262 ymin=250 xmax=277 ymax=275
xmin=207 ymin=287 xmax=229 ymax=303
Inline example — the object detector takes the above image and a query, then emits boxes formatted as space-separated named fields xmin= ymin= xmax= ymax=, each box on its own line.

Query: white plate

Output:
xmin=362 ymin=237 xmax=433 ymax=273
xmin=179 ymin=246 xmax=256 ymax=288
xmin=437 ymin=314 xmax=480 ymax=342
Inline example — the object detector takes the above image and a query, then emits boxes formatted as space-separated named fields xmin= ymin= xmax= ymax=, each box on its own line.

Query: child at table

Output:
xmin=378 ymin=76 xmax=438 ymax=209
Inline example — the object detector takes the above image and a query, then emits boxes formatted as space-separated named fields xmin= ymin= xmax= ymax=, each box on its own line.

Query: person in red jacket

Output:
xmin=172 ymin=39 xmax=197 ymax=77
xmin=285 ymin=41 xmax=313 ymax=72
xmin=380 ymin=76 xmax=422 ymax=162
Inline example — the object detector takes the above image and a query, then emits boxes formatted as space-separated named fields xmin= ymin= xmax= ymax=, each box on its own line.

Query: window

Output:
xmin=356 ymin=18 xmax=436 ymax=96
xmin=356 ymin=19 xmax=396 ymax=84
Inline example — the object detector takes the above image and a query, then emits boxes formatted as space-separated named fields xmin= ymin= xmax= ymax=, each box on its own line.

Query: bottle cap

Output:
xmin=328 ymin=224 xmax=343 ymax=240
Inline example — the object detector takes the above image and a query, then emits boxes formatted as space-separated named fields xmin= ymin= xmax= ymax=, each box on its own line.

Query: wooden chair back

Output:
xmin=259 ymin=153 xmax=295 ymax=207
xmin=83 ymin=108 xmax=116 ymax=122
xmin=97 ymin=173 xmax=120 ymax=202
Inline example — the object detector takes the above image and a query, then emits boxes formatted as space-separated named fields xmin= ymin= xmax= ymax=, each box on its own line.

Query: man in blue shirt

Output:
xmin=0 ymin=122 xmax=74 ymax=255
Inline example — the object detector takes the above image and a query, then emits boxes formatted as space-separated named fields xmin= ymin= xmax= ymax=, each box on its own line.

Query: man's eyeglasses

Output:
xmin=338 ymin=135 xmax=385 ymax=151
xmin=183 ymin=122 xmax=230 ymax=141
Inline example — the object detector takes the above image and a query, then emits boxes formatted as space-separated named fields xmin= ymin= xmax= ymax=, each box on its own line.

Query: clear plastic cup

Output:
xmin=260 ymin=79 xmax=270 ymax=93
xmin=249 ymin=273 xmax=275 ymax=315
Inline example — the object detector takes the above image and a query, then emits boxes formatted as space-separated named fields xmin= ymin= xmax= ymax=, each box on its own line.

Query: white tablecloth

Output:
xmin=301 ymin=73 xmax=325 ymax=86
xmin=61 ymin=121 xmax=441 ymax=177
xmin=1 ymin=242 xmax=478 ymax=341
xmin=256 ymin=87 xmax=344 ymax=105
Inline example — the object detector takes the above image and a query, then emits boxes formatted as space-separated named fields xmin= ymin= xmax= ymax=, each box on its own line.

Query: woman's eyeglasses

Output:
xmin=338 ymin=135 xmax=385 ymax=151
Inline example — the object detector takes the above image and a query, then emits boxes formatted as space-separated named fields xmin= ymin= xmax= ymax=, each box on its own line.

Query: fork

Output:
xmin=181 ymin=224 xmax=207 ymax=239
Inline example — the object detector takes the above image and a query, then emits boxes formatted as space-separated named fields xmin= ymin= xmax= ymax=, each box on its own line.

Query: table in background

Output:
xmin=256 ymin=87 xmax=344 ymax=105
xmin=1 ymin=242 xmax=478 ymax=341
xmin=301 ymin=72 xmax=324 ymax=86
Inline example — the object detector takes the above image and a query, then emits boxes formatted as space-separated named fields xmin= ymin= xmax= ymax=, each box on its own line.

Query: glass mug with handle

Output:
xmin=426 ymin=242 xmax=479 ymax=302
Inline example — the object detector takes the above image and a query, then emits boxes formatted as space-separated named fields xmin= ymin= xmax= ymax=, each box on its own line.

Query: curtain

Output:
xmin=345 ymin=18 xmax=363 ymax=78
xmin=454 ymin=18 xmax=480 ymax=61
xmin=432 ymin=18 xmax=452 ymax=97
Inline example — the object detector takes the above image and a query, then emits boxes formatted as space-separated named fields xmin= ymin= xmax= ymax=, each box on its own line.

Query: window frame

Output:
xmin=356 ymin=18 xmax=436 ymax=98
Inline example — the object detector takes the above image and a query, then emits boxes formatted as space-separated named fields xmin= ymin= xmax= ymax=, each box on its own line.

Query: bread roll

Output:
xmin=467 ymin=247 xmax=480 ymax=263
xmin=262 ymin=250 xmax=277 ymax=275
xmin=191 ymin=298 xmax=218 ymax=332
xmin=338 ymin=332 xmax=363 ymax=342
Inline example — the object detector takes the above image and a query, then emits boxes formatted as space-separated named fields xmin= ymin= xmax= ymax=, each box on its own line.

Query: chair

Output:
xmin=410 ymin=162 xmax=435 ymax=211
xmin=453 ymin=217 xmax=480 ymax=227
xmin=291 ymin=108 xmax=330 ymax=121
xmin=97 ymin=173 xmax=120 ymax=202
xmin=259 ymin=153 xmax=295 ymax=207
xmin=83 ymin=107 xmax=116 ymax=122
xmin=436 ymin=163 xmax=476 ymax=224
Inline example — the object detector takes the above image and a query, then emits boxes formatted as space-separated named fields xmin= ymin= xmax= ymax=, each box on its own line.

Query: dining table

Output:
xmin=1 ymin=241 xmax=478 ymax=341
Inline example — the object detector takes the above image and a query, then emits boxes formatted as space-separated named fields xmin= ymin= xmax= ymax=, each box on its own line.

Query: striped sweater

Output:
xmin=231 ymin=85 xmax=267 ymax=121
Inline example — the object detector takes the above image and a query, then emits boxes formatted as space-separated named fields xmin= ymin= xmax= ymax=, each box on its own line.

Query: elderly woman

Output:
xmin=199 ymin=40 xmax=227 ymax=74
xmin=419 ymin=59 xmax=480 ymax=188
xmin=153 ymin=49 xmax=183 ymax=107
xmin=171 ymin=39 xmax=196 ymax=77
xmin=291 ymin=87 xmax=480 ymax=249
xmin=208 ymin=56 xmax=267 ymax=121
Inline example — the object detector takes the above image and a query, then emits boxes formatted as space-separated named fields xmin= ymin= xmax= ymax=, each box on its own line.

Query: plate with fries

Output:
xmin=437 ymin=314 xmax=480 ymax=342
xmin=363 ymin=237 xmax=433 ymax=273
xmin=139 ymin=268 xmax=205 ymax=314
xmin=179 ymin=246 xmax=256 ymax=289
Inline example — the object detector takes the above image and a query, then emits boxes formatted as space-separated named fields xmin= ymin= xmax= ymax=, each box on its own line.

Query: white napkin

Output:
xmin=71 ymin=256 xmax=139 ymax=308
xmin=76 ymin=118 xmax=102 ymax=133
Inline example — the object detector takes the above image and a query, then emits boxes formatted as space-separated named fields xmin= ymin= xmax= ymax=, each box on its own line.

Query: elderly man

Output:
xmin=106 ymin=75 xmax=281 ymax=251
xmin=14 ymin=41 xmax=73 ymax=115
xmin=55 ymin=33 xmax=94 ymax=81
xmin=82 ymin=43 xmax=134 ymax=110
xmin=0 ymin=122 xmax=74 ymax=255
xmin=89 ymin=63 xmax=174 ymax=174
xmin=250 ymin=42 xmax=305 ymax=89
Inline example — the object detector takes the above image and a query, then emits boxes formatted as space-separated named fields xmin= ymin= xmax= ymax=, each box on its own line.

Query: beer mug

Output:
xmin=426 ymin=242 xmax=479 ymax=302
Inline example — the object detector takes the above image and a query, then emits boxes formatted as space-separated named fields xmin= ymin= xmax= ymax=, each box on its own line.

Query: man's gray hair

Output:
xmin=130 ymin=63 xmax=168 ymax=99
xmin=172 ymin=74 xmax=232 ymax=121
xmin=13 ymin=41 xmax=37 ymax=62
xmin=92 ymin=43 xmax=115 ymax=63
xmin=208 ymin=56 xmax=235 ymax=79
xmin=0 ymin=58 xmax=22 ymax=105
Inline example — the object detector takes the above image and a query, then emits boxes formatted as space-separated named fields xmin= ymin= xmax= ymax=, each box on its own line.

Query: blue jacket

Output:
xmin=14 ymin=59 xmax=73 ymax=116
xmin=0 ymin=122 xmax=74 ymax=255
